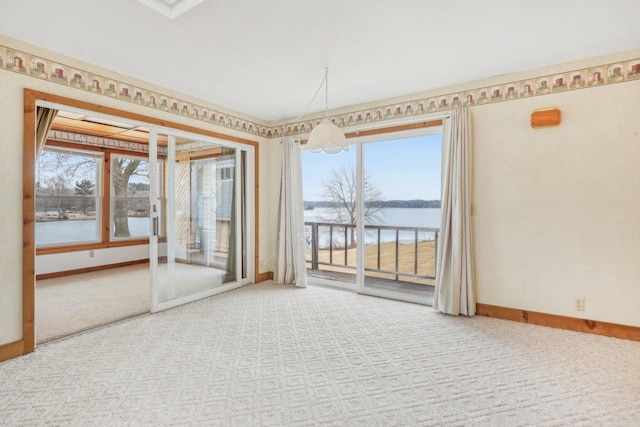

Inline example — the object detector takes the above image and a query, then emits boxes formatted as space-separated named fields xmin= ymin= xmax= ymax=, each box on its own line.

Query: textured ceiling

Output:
xmin=1 ymin=0 xmax=639 ymax=122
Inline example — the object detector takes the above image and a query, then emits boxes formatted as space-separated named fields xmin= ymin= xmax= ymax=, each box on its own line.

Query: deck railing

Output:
xmin=305 ymin=221 xmax=439 ymax=282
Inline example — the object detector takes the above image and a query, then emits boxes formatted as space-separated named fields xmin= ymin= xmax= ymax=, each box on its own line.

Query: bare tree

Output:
xmin=320 ymin=165 xmax=383 ymax=246
xmin=37 ymin=150 xmax=96 ymax=219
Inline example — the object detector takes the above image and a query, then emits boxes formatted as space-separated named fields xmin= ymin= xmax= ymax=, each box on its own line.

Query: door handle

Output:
xmin=153 ymin=217 xmax=159 ymax=236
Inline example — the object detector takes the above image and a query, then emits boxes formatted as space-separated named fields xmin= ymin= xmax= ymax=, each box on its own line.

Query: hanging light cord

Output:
xmin=324 ymin=66 xmax=329 ymax=120
xmin=286 ymin=67 xmax=328 ymax=125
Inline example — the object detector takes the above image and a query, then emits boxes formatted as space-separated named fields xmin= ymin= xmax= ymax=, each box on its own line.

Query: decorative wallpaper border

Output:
xmin=2 ymin=43 xmax=639 ymax=140
xmin=0 ymin=44 xmax=269 ymax=138
xmin=276 ymin=58 xmax=640 ymax=138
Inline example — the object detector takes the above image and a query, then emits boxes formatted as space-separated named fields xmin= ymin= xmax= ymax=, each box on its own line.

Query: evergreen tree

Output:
xmin=74 ymin=179 xmax=95 ymax=214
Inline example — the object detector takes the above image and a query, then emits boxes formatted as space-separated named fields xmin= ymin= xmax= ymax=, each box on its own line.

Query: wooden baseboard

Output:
xmin=476 ymin=303 xmax=640 ymax=342
xmin=256 ymin=271 xmax=274 ymax=283
xmin=0 ymin=340 xmax=25 ymax=362
xmin=36 ymin=259 xmax=149 ymax=280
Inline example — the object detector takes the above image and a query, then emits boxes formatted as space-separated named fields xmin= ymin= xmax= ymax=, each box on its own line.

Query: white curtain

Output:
xmin=434 ymin=108 xmax=475 ymax=315
xmin=274 ymin=138 xmax=307 ymax=287
xmin=36 ymin=106 xmax=58 ymax=155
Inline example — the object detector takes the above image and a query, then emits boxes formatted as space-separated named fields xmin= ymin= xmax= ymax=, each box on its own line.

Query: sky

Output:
xmin=301 ymin=133 xmax=442 ymax=201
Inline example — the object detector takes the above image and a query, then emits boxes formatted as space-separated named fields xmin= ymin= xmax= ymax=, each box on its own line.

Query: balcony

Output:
xmin=305 ymin=221 xmax=438 ymax=300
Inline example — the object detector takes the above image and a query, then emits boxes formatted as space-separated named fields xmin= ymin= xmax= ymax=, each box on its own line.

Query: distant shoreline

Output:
xmin=304 ymin=200 xmax=440 ymax=209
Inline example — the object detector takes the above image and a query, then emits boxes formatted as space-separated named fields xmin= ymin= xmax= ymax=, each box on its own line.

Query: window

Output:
xmin=35 ymin=143 xmax=163 ymax=250
xmin=111 ymin=155 xmax=151 ymax=239
xmin=35 ymin=147 xmax=102 ymax=246
xmin=218 ymin=166 xmax=232 ymax=181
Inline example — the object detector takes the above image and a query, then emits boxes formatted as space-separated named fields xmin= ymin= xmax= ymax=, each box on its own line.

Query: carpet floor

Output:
xmin=36 ymin=263 xmax=229 ymax=343
xmin=4 ymin=282 xmax=640 ymax=425
xmin=36 ymin=265 xmax=150 ymax=343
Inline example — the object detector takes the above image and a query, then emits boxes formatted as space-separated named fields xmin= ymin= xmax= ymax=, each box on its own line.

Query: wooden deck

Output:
xmin=307 ymin=269 xmax=434 ymax=304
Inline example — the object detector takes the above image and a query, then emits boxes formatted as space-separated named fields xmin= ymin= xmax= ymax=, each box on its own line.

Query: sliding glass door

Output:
xmin=359 ymin=134 xmax=441 ymax=303
xmin=149 ymin=128 xmax=253 ymax=312
xmin=303 ymin=128 xmax=441 ymax=304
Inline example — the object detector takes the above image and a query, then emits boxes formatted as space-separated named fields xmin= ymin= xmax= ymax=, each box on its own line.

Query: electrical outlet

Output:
xmin=574 ymin=298 xmax=585 ymax=311
xmin=89 ymin=250 xmax=95 ymax=258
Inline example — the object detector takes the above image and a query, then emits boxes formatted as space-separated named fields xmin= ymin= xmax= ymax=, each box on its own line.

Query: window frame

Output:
xmin=22 ymin=89 xmax=260 ymax=359
xmin=35 ymin=140 xmax=156 ymax=255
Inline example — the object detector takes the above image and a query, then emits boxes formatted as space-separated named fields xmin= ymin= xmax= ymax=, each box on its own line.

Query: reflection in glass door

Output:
xmin=149 ymin=129 xmax=252 ymax=312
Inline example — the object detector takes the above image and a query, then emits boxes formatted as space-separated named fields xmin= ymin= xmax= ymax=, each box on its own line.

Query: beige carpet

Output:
xmin=36 ymin=263 xmax=231 ymax=343
xmin=156 ymin=262 xmax=229 ymax=303
xmin=5 ymin=282 xmax=639 ymax=425
xmin=36 ymin=264 xmax=151 ymax=343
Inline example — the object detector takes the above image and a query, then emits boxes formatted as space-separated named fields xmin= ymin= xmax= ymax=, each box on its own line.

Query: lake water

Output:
xmin=35 ymin=217 xmax=150 ymax=246
xmin=35 ymin=208 xmax=441 ymax=247
xmin=304 ymin=207 xmax=441 ymax=247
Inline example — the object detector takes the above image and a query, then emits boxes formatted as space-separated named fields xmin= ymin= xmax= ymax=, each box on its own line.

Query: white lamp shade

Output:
xmin=305 ymin=120 xmax=348 ymax=154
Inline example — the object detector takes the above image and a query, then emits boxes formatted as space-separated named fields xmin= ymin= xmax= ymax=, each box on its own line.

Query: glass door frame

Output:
xmin=149 ymin=125 xmax=255 ymax=313
xmin=27 ymin=95 xmax=257 ymax=356
xmin=349 ymin=125 xmax=443 ymax=305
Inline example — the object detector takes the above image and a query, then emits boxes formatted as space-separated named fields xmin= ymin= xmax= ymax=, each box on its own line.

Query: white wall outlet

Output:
xmin=89 ymin=250 xmax=95 ymax=258
xmin=574 ymin=298 xmax=585 ymax=311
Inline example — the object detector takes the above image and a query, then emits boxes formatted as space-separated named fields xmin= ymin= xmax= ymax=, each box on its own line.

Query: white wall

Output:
xmin=472 ymin=80 xmax=640 ymax=326
xmin=0 ymin=67 xmax=26 ymax=345
xmin=0 ymin=36 xmax=274 ymax=346
xmin=36 ymin=245 xmax=149 ymax=275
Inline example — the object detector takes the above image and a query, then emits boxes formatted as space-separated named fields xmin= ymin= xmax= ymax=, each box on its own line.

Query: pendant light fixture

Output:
xmin=305 ymin=67 xmax=348 ymax=154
